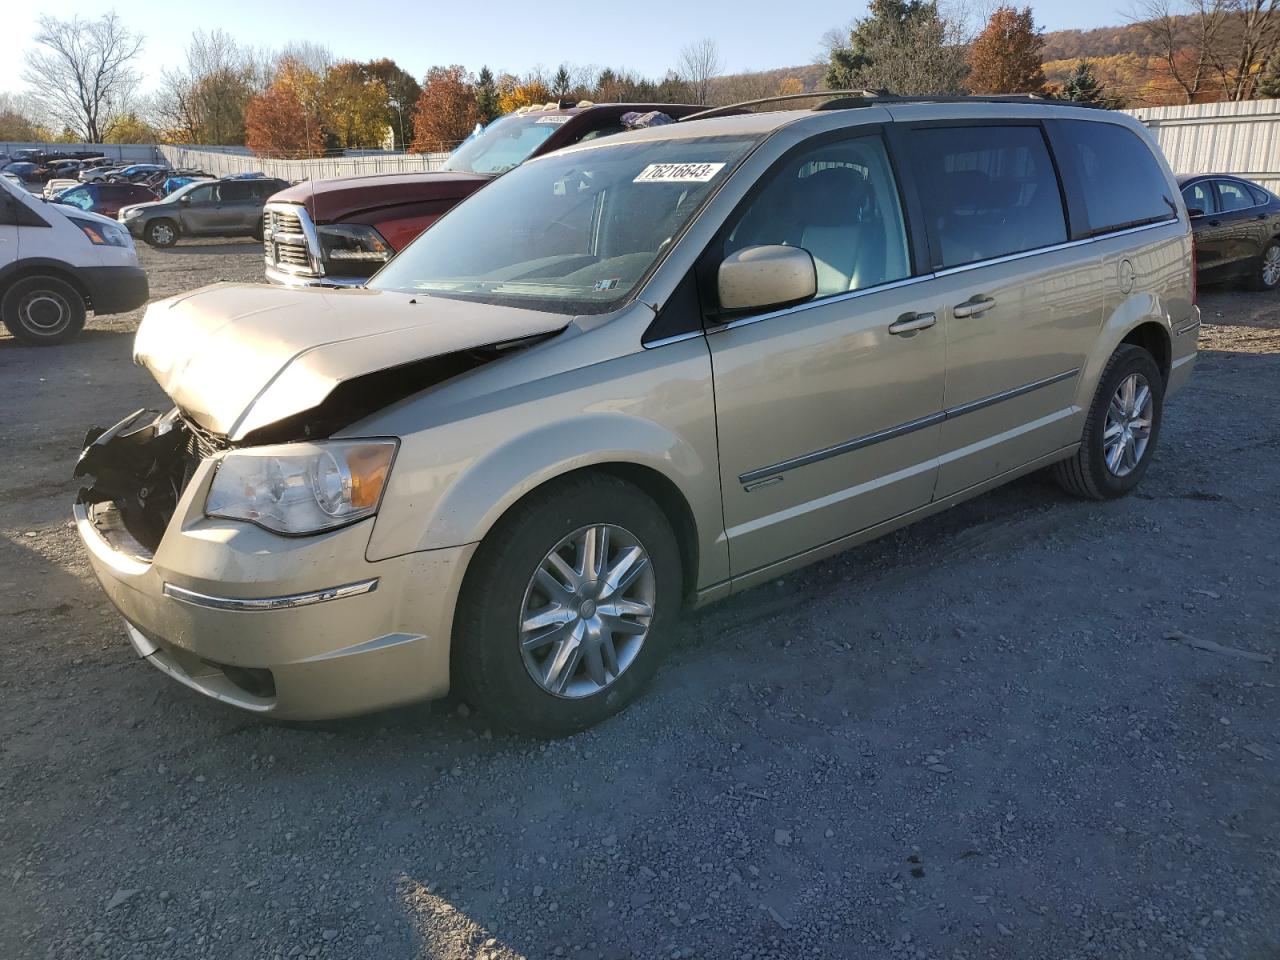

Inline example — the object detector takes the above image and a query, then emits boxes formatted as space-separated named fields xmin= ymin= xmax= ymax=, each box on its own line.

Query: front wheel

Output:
xmin=454 ymin=473 xmax=682 ymax=737
xmin=1053 ymin=344 xmax=1164 ymax=500
xmin=1 ymin=275 xmax=87 ymax=345
xmin=1247 ymin=239 xmax=1280 ymax=291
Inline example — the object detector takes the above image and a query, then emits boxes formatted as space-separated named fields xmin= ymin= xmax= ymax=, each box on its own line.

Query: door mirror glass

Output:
xmin=718 ymin=245 xmax=817 ymax=312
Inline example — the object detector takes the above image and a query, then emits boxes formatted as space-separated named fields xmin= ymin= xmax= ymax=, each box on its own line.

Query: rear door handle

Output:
xmin=888 ymin=311 xmax=937 ymax=335
xmin=952 ymin=296 xmax=996 ymax=319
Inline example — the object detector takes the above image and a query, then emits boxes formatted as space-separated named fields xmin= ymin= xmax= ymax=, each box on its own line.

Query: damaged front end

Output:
xmin=74 ymin=408 xmax=224 ymax=555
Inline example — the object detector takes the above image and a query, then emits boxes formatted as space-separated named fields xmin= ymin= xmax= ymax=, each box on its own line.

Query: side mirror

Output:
xmin=718 ymin=245 xmax=817 ymax=313
xmin=1187 ymin=206 xmax=1205 ymax=218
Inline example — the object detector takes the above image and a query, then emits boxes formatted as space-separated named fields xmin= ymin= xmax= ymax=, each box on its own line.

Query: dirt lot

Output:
xmin=1 ymin=241 xmax=1277 ymax=960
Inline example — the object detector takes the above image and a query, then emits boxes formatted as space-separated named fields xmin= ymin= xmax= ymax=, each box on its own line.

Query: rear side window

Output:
xmin=219 ymin=181 xmax=253 ymax=201
xmin=1058 ymin=120 xmax=1176 ymax=235
xmin=906 ymin=125 xmax=1067 ymax=269
xmin=1247 ymin=183 xmax=1271 ymax=205
xmin=1215 ymin=180 xmax=1254 ymax=212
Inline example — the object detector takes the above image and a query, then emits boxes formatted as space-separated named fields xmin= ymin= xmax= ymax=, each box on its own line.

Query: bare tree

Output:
xmin=1130 ymin=0 xmax=1280 ymax=102
xmin=156 ymin=30 xmax=257 ymax=144
xmin=21 ymin=13 xmax=143 ymax=143
xmin=678 ymin=38 xmax=724 ymax=104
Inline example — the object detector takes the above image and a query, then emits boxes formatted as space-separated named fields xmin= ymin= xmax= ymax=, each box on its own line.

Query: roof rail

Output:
xmin=680 ymin=90 xmax=1050 ymax=123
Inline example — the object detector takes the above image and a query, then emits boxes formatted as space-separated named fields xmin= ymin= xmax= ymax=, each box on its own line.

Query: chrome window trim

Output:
xmin=739 ymin=367 xmax=1080 ymax=485
xmin=1206 ymin=176 xmax=1270 ymax=213
xmin=163 ymin=578 xmax=379 ymax=612
xmin=697 ymin=219 xmax=1178 ymax=340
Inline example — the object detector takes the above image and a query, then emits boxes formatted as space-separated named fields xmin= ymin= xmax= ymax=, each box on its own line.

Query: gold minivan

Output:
xmin=75 ymin=97 xmax=1198 ymax=736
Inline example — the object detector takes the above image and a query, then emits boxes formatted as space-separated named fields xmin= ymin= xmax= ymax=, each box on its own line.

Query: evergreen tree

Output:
xmin=552 ymin=64 xmax=572 ymax=99
xmin=825 ymin=0 xmax=967 ymax=95
xmin=1063 ymin=61 xmax=1107 ymax=105
xmin=474 ymin=66 xmax=499 ymax=123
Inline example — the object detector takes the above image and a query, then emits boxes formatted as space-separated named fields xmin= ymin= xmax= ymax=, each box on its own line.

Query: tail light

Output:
xmin=1190 ymin=233 xmax=1198 ymax=306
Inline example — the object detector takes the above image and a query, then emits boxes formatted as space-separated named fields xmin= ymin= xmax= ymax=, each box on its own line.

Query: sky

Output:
xmin=0 ymin=0 xmax=1131 ymax=96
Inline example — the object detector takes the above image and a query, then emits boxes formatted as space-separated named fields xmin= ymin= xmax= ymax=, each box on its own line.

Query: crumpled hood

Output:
xmin=133 ymin=283 xmax=570 ymax=441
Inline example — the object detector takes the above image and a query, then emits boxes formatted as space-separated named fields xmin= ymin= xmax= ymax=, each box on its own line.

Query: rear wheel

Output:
xmin=454 ymin=473 xmax=682 ymax=737
xmin=1 ymin=275 xmax=86 ymax=345
xmin=144 ymin=219 xmax=178 ymax=247
xmin=1247 ymin=239 xmax=1280 ymax=291
xmin=1053 ymin=344 xmax=1164 ymax=500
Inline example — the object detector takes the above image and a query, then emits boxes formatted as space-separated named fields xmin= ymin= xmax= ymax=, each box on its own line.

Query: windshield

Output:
xmin=440 ymin=113 xmax=567 ymax=175
xmin=55 ymin=187 xmax=93 ymax=210
xmin=370 ymin=134 xmax=758 ymax=315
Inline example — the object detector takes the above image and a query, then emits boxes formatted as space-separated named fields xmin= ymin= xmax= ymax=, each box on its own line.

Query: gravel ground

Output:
xmin=1 ymin=241 xmax=1278 ymax=960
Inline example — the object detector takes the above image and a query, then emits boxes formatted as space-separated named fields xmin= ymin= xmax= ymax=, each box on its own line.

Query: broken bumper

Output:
xmin=74 ymin=494 xmax=475 ymax=720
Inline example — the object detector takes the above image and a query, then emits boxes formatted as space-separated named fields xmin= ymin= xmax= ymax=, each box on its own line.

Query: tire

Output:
xmin=1053 ymin=344 xmax=1164 ymax=500
xmin=1247 ymin=239 xmax=1280 ymax=291
xmin=454 ymin=473 xmax=682 ymax=737
xmin=1 ymin=275 xmax=87 ymax=346
xmin=144 ymin=219 xmax=178 ymax=247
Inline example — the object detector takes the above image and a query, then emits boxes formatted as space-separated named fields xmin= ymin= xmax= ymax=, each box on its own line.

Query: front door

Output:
xmin=707 ymin=132 xmax=945 ymax=575
xmin=1212 ymin=179 xmax=1270 ymax=274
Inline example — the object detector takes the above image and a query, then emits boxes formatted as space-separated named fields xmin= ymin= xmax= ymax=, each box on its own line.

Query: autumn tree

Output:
xmin=321 ymin=61 xmax=388 ymax=149
xmin=0 ymin=94 xmax=46 ymax=141
xmin=825 ymin=0 xmax=969 ymax=95
xmin=22 ymin=12 xmax=143 ymax=142
xmin=362 ymin=58 xmax=420 ymax=149
xmin=411 ymin=66 xmax=478 ymax=153
xmin=1259 ymin=55 xmax=1280 ymax=96
xmin=104 ymin=112 xmax=158 ymax=143
xmin=244 ymin=60 xmax=324 ymax=158
xmin=967 ymin=6 xmax=1048 ymax=94
xmin=498 ymin=78 xmax=552 ymax=114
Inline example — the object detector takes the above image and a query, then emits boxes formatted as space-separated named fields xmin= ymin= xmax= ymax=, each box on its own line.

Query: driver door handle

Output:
xmin=953 ymin=296 xmax=996 ymax=319
xmin=888 ymin=311 xmax=937 ymax=335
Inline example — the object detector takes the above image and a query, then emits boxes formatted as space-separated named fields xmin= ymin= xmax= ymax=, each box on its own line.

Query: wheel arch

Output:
xmin=1120 ymin=320 xmax=1172 ymax=385
xmin=0 ymin=258 xmax=92 ymax=310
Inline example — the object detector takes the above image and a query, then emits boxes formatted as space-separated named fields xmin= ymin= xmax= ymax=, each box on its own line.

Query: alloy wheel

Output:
xmin=1263 ymin=245 xmax=1280 ymax=288
xmin=519 ymin=523 xmax=656 ymax=699
xmin=1103 ymin=372 xmax=1153 ymax=477
xmin=151 ymin=223 xmax=174 ymax=245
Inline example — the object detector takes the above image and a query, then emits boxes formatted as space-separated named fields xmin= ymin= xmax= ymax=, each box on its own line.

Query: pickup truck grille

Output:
xmin=263 ymin=203 xmax=319 ymax=278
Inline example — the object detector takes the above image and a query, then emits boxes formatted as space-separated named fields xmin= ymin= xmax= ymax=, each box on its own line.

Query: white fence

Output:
xmin=1125 ymin=99 xmax=1280 ymax=192
xmin=0 ymin=142 xmax=161 ymax=163
xmin=155 ymin=145 xmax=452 ymax=182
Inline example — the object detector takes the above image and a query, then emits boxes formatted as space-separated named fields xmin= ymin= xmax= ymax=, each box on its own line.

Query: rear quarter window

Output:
xmin=1057 ymin=119 xmax=1176 ymax=235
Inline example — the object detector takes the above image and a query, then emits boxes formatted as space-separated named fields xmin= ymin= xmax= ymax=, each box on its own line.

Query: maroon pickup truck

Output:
xmin=263 ymin=101 xmax=701 ymax=286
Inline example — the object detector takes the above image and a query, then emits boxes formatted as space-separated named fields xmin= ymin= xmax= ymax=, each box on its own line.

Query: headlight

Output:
xmin=69 ymin=216 xmax=131 ymax=247
xmin=314 ymin=224 xmax=389 ymax=268
xmin=205 ymin=439 xmax=397 ymax=535
xmin=121 ymin=207 xmax=143 ymax=219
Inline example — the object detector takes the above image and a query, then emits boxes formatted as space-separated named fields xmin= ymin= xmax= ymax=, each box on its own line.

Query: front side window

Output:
xmin=907 ymin=125 xmax=1067 ymax=269
xmin=182 ymin=184 xmax=217 ymax=204
xmin=724 ymin=135 xmax=910 ymax=297
xmin=1181 ymin=181 xmax=1215 ymax=216
xmin=1058 ymin=119 xmax=1176 ymax=235
xmin=371 ymin=135 xmax=759 ymax=315
xmin=1215 ymin=180 xmax=1254 ymax=212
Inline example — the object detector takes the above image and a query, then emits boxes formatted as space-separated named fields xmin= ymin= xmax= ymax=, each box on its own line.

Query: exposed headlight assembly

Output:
xmin=206 ymin=440 xmax=397 ymax=535
xmin=69 ymin=216 xmax=132 ymax=248
xmin=317 ymin=223 xmax=392 ymax=272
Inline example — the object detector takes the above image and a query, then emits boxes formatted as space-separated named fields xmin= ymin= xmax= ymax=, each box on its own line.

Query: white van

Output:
xmin=0 ymin=173 xmax=148 ymax=345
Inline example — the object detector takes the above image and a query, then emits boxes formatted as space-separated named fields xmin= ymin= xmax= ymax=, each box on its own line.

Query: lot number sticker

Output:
xmin=634 ymin=162 xmax=725 ymax=183
xmin=536 ymin=115 xmax=572 ymax=124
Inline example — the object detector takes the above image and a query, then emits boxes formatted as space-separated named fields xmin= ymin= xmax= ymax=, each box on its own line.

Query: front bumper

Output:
xmin=81 ymin=265 xmax=149 ymax=315
xmin=74 ymin=492 xmax=475 ymax=720
xmin=264 ymin=264 xmax=366 ymax=288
